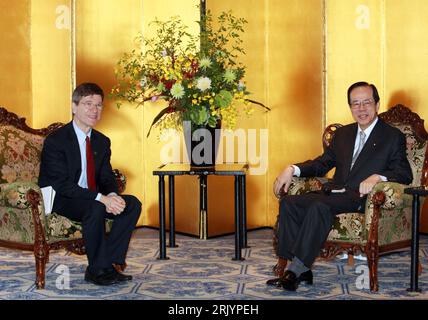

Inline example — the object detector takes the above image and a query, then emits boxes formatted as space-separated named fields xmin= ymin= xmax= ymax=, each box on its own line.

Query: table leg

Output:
xmin=168 ymin=175 xmax=178 ymax=248
xmin=407 ymin=194 xmax=421 ymax=292
xmin=240 ymin=175 xmax=249 ymax=248
xmin=158 ymin=175 xmax=169 ymax=260
xmin=199 ymin=175 xmax=208 ymax=240
xmin=233 ymin=175 xmax=244 ymax=261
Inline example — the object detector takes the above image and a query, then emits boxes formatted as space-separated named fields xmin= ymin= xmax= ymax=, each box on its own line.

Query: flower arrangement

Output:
xmin=111 ymin=10 xmax=268 ymax=137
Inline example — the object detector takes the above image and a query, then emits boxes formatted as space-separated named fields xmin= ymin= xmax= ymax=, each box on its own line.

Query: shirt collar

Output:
xmin=358 ymin=116 xmax=378 ymax=137
xmin=72 ymin=120 xmax=92 ymax=144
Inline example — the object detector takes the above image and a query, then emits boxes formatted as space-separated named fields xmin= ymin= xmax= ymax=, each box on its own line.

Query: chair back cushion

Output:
xmin=392 ymin=123 xmax=426 ymax=186
xmin=379 ymin=104 xmax=428 ymax=187
xmin=0 ymin=125 xmax=44 ymax=184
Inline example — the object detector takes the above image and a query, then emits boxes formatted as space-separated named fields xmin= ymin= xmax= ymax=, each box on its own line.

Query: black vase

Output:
xmin=183 ymin=120 xmax=221 ymax=167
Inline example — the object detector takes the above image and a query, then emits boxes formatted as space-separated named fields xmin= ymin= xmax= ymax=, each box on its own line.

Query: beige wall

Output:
xmin=0 ymin=0 xmax=71 ymax=127
xmin=31 ymin=0 xmax=72 ymax=127
xmin=326 ymin=0 xmax=428 ymax=123
xmin=0 ymin=1 xmax=32 ymax=118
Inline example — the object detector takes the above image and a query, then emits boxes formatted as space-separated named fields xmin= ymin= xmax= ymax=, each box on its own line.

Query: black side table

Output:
xmin=404 ymin=186 xmax=428 ymax=292
xmin=153 ymin=163 xmax=249 ymax=261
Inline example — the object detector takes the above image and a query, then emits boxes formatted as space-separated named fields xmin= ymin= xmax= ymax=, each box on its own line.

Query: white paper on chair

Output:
xmin=41 ymin=186 xmax=56 ymax=216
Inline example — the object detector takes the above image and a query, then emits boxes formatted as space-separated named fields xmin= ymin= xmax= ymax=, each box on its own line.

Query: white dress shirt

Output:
xmin=72 ymin=121 xmax=102 ymax=201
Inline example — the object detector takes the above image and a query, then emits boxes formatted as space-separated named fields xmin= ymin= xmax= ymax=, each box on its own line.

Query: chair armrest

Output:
xmin=0 ymin=181 xmax=43 ymax=210
xmin=286 ymin=177 xmax=327 ymax=196
xmin=364 ymin=181 xmax=413 ymax=243
xmin=113 ymin=169 xmax=126 ymax=194
xmin=365 ymin=181 xmax=410 ymax=211
xmin=0 ymin=182 xmax=47 ymax=244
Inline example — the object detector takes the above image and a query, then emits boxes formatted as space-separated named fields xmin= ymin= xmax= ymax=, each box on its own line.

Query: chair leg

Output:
xmin=347 ymin=254 xmax=355 ymax=266
xmin=367 ymin=254 xmax=379 ymax=292
xmin=418 ymin=261 xmax=423 ymax=276
xmin=113 ymin=262 xmax=127 ymax=273
xmin=273 ymin=257 xmax=288 ymax=277
xmin=34 ymin=243 xmax=49 ymax=289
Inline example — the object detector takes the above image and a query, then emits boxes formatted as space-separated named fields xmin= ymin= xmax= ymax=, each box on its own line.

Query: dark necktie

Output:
xmin=85 ymin=136 xmax=96 ymax=191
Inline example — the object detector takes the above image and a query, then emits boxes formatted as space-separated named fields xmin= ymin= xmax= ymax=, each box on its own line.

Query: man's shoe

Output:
xmin=112 ymin=268 xmax=133 ymax=282
xmin=84 ymin=267 xmax=118 ymax=286
xmin=298 ymin=270 xmax=313 ymax=285
xmin=266 ymin=270 xmax=313 ymax=287
xmin=280 ymin=270 xmax=299 ymax=291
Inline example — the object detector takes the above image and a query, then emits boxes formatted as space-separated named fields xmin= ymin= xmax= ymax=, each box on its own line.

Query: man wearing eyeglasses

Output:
xmin=38 ymin=83 xmax=142 ymax=286
xmin=267 ymin=81 xmax=412 ymax=291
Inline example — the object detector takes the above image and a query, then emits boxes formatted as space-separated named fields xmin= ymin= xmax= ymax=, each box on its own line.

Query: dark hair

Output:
xmin=347 ymin=81 xmax=379 ymax=106
xmin=72 ymin=83 xmax=104 ymax=105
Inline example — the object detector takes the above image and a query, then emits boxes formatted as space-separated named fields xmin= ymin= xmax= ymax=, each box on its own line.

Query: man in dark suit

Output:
xmin=38 ymin=83 xmax=142 ymax=286
xmin=267 ymin=81 xmax=412 ymax=291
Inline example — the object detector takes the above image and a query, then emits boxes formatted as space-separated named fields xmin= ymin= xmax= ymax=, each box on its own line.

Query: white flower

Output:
xmin=170 ymin=83 xmax=185 ymax=99
xmin=196 ymin=77 xmax=211 ymax=91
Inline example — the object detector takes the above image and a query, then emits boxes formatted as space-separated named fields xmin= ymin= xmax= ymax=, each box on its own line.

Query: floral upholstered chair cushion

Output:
xmin=47 ymin=213 xmax=113 ymax=241
xmin=0 ymin=125 xmax=43 ymax=184
xmin=0 ymin=181 xmax=46 ymax=243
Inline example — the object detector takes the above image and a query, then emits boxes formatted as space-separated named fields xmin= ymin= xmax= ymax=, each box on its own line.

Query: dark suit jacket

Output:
xmin=296 ymin=119 xmax=413 ymax=195
xmin=38 ymin=122 xmax=118 ymax=209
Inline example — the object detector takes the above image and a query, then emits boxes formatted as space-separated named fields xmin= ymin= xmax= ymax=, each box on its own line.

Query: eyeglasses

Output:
xmin=80 ymin=101 xmax=103 ymax=111
xmin=350 ymin=99 xmax=375 ymax=109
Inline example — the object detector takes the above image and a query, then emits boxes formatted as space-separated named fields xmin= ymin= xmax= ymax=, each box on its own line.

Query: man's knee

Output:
xmin=124 ymin=195 xmax=142 ymax=215
xmin=307 ymin=201 xmax=333 ymax=223
xmin=83 ymin=200 xmax=106 ymax=221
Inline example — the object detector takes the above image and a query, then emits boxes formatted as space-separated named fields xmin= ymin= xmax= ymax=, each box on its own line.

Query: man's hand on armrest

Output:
xmin=274 ymin=165 xmax=295 ymax=198
xmin=359 ymin=174 xmax=383 ymax=197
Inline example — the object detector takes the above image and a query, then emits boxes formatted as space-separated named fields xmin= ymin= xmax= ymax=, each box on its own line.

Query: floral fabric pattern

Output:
xmin=47 ymin=213 xmax=113 ymax=242
xmin=0 ymin=125 xmax=44 ymax=184
xmin=395 ymin=124 xmax=427 ymax=186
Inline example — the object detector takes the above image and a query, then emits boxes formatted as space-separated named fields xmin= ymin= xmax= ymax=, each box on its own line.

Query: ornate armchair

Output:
xmin=0 ymin=107 xmax=126 ymax=289
xmin=273 ymin=104 xmax=428 ymax=291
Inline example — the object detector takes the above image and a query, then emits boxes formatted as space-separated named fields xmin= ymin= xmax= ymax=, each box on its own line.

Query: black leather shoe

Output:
xmin=266 ymin=277 xmax=282 ymax=287
xmin=280 ymin=270 xmax=300 ymax=291
xmin=298 ymin=270 xmax=313 ymax=285
xmin=266 ymin=270 xmax=313 ymax=287
xmin=281 ymin=270 xmax=314 ymax=291
xmin=112 ymin=268 xmax=133 ymax=282
xmin=84 ymin=267 xmax=119 ymax=286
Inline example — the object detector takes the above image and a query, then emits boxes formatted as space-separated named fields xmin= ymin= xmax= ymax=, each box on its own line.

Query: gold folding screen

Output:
xmin=2 ymin=0 xmax=428 ymax=234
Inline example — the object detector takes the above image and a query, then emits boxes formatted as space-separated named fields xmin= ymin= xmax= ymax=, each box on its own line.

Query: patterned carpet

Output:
xmin=0 ymin=227 xmax=427 ymax=300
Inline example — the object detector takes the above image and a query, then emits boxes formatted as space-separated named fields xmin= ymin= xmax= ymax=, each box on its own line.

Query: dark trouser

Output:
xmin=277 ymin=191 xmax=364 ymax=268
xmin=53 ymin=195 xmax=142 ymax=272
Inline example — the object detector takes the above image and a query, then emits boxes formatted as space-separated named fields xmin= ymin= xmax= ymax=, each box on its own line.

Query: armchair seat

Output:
xmin=328 ymin=212 xmax=365 ymax=243
xmin=0 ymin=106 xmax=124 ymax=288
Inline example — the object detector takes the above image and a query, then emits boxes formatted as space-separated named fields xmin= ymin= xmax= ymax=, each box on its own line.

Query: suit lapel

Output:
xmin=90 ymin=131 xmax=103 ymax=175
xmin=343 ymin=124 xmax=358 ymax=176
xmin=66 ymin=122 xmax=83 ymax=182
